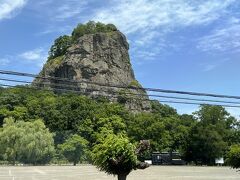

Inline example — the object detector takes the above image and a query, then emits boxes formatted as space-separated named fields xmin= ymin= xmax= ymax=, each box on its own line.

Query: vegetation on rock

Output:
xmin=129 ymin=80 xmax=142 ymax=88
xmin=45 ymin=55 xmax=64 ymax=69
xmin=47 ymin=21 xmax=118 ymax=63
xmin=48 ymin=35 xmax=72 ymax=60
xmin=72 ymin=21 xmax=117 ymax=41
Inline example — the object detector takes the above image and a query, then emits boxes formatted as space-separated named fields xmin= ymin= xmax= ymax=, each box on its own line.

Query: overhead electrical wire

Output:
xmin=0 ymin=77 xmax=240 ymax=105
xmin=1 ymin=69 xmax=240 ymax=100
xmin=0 ymin=83 xmax=240 ymax=108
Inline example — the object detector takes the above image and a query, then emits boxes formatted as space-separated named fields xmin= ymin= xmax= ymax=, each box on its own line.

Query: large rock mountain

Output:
xmin=34 ymin=23 xmax=151 ymax=112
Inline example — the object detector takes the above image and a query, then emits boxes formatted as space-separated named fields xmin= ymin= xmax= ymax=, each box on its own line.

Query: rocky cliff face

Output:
xmin=35 ymin=30 xmax=151 ymax=112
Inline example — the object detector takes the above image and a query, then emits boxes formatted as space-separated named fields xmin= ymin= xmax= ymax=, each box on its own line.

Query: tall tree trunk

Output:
xmin=118 ymin=174 xmax=127 ymax=180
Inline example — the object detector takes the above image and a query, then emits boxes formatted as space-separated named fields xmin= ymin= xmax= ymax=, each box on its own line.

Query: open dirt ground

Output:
xmin=0 ymin=165 xmax=239 ymax=180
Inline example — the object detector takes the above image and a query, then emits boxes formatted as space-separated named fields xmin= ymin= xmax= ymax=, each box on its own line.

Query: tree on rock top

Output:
xmin=72 ymin=21 xmax=118 ymax=41
xmin=48 ymin=35 xmax=72 ymax=60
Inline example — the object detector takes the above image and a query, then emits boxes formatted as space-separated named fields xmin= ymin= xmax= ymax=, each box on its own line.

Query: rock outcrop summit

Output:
xmin=34 ymin=22 xmax=151 ymax=112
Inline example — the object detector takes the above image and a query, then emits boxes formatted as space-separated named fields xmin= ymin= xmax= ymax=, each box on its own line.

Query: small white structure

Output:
xmin=144 ymin=160 xmax=152 ymax=165
xmin=215 ymin=157 xmax=224 ymax=165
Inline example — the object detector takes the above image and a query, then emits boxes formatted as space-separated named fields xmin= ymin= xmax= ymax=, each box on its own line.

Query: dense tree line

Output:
xmin=0 ymin=86 xmax=239 ymax=170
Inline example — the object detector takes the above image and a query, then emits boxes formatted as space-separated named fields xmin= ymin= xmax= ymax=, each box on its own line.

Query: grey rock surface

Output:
xmin=35 ymin=31 xmax=151 ymax=112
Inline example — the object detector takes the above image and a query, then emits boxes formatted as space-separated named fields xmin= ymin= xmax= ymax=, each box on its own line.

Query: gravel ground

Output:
xmin=0 ymin=165 xmax=239 ymax=180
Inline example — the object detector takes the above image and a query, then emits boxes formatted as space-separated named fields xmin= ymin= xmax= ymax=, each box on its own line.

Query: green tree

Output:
xmin=127 ymin=112 xmax=192 ymax=158
xmin=72 ymin=21 xmax=117 ymax=41
xmin=127 ymin=113 xmax=167 ymax=152
xmin=186 ymin=124 xmax=227 ymax=165
xmin=58 ymin=134 xmax=88 ymax=165
xmin=0 ymin=117 xmax=55 ymax=165
xmin=79 ymin=115 xmax=127 ymax=145
xmin=48 ymin=35 xmax=72 ymax=60
xmin=185 ymin=105 xmax=232 ymax=165
xmin=162 ymin=116 xmax=190 ymax=154
xmin=92 ymin=134 xmax=149 ymax=180
xmin=227 ymin=144 xmax=240 ymax=169
xmin=226 ymin=117 xmax=240 ymax=145
xmin=151 ymin=101 xmax=177 ymax=117
xmin=106 ymin=24 xmax=118 ymax=31
xmin=17 ymin=119 xmax=55 ymax=164
xmin=0 ymin=117 xmax=23 ymax=164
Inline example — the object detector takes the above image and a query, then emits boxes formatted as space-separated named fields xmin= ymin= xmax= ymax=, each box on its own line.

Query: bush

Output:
xmin=92 ymin=134 xmax=137 ymax=179
xmin=227 ymin=145 xmax=240 ymax=169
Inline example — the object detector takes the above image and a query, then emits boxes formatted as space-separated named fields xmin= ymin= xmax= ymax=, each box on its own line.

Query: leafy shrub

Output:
xmin=92 ymin=134 xmax=137 ymax=178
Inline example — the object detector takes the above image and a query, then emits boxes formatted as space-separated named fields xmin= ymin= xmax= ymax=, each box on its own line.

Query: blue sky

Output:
xmin=0 ymin=0 xmax=240 ymax=117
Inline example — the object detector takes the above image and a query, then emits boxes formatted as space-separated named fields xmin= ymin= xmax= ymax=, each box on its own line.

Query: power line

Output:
xmin=1 ymin=77 xmax=240 ymax=105
xmin=1 ymin=83 xmax=240 ymax=108
xmin=1 ymin=69 xmax=240 ymax=100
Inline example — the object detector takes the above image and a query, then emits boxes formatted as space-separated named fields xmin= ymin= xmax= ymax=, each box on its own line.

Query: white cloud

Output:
xmin=54 ymin=3 xmax=85 ymax=21
xmin=31 ymin=0 xmax=237 ymax=58
xmin=34 ymin=0 xmax=54 ymax=6
xmin=93 ymin=0 xmax=235 ymax=34
xmin=203 ymin=64 xmax=218 ymax=72
xmin=32 ymin=0 xmax=88 ymax=22
xmin=19 ymin=48 xmax=48 ymax=67
xmin=19 ymin=48 xmax=45 ymax=60
xmin=201 ymin=58 xmax=230 ymax=72
xmin=37 ymin=25 xmax=73 ymax=35
xmin=135 ymin=31 xmax=160 ymax=46
xmin=0 ymin=0 xmax=27 ymax=20
xmin=91 ymin=0 xmax=236 ymax=64
xmin=226 ymin=107 xmax=240 ymax=119
xmin=22 ymin=0 xmax=238 ymax=66
xmin=0 ymin=58 xmax=10 ymax=65
xmin=0 ymin=48 xmax=47 ymax=69
xmin=32 ymin=0 xmax=235 ymax=32
xmin=197 ymin=22 xmax=240 ymax=53
xmin=133 ymin=50 xmax=159 ymax=65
